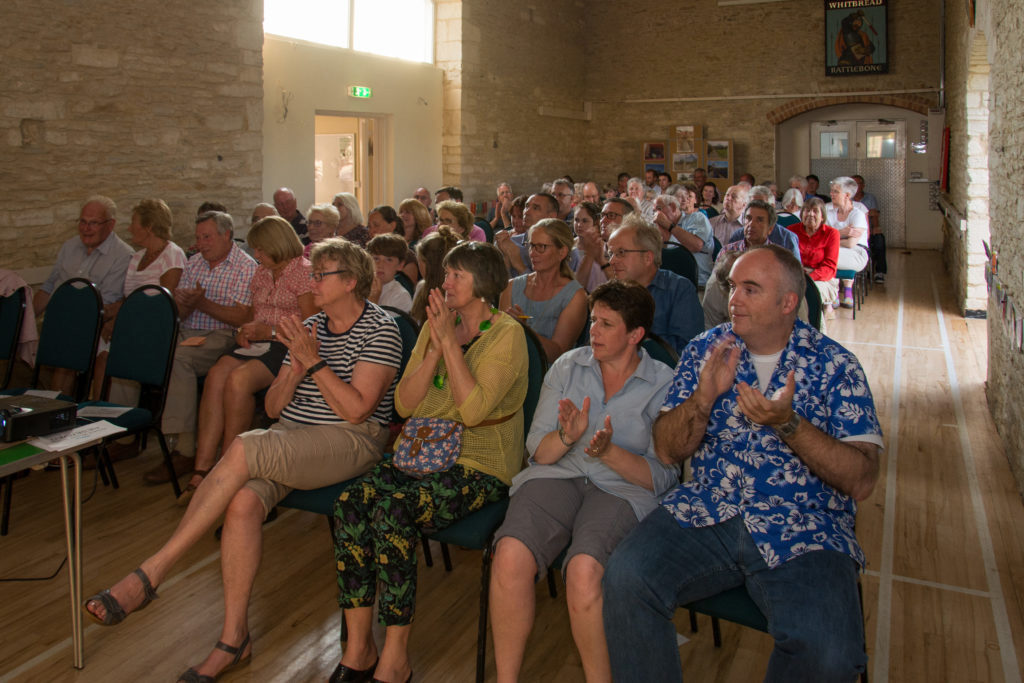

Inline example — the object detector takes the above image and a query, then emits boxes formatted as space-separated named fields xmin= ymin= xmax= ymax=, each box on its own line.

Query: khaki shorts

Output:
xmin=494 ymin=477 xmax=638 ymax=580
xmin=240 ymin=418 xmax=390 ymax=516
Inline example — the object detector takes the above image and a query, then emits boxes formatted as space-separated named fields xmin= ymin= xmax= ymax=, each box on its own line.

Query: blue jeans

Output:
xmin=603 ymin=508 xmax=866 ymax=682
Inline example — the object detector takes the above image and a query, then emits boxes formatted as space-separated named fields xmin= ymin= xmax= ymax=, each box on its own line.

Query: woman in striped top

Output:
xmin=83 ymin=238 xmax=403 ymax=683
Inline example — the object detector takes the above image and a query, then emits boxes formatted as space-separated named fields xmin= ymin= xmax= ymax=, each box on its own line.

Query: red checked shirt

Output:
xmin=180 ymin=244 xmax=257 ymax=330
xmin=250 ymin=256 xmax=312 ymax=326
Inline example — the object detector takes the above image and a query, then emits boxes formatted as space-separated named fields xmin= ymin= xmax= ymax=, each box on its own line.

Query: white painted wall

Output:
xmin=262 ymin=36 xmax=444 ymax=216
xmin=777 ymin=103 xmax=942 ymax=249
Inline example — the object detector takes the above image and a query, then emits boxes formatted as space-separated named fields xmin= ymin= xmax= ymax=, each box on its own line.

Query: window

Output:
xmin=866 ymin=131 xmax=897 ymax=159
xmin=819 ymin=131 xmax=850 ymax=159
xmin=264 ymin=0 xmax=434 ymax=64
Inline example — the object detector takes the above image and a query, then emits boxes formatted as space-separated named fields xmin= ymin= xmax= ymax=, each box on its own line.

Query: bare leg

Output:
xmin=375 ymin=624 xmax=413 ymax=682
xmin=339 ymin=606 xmax=378 ymax=670
xmin=84 ymin=438 xmax=253 ymax=621
xmin=490 ymin=537 xmax=538 ymax=683
xmin=565 ymin=554 xmax=611 ymax=683
xmin=189 ymin=356 xmax=245 ymax=489
xmin=219 ymin=360 xmax=273 ymax=456
xmin=185 ymin=488 xmax=263 ymax=677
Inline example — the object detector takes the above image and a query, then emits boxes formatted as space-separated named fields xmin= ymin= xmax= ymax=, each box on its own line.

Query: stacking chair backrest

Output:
xmin=804 ymin=273 xmax=823 ymax=331
xmin=516 ymin=319 xmax=548 ymax=434
xmin=642 ymin=332 xmax=680 ymax=369
xmin=661 ymin=244 xmax=699 ymax=289
xmin=0 ymin=288 xmax=26 ymax=389
xmin=34 ymin=278 xmax=102 ymax=401
xmin=103 ymin=285 xmax=179 ymax=416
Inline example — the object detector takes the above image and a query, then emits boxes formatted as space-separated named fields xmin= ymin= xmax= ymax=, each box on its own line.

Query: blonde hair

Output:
xmin=411 ymin=226 xmax=461 ymax=322
xmin=310 ymin=237 xmax=375 ymax=300
xmin=529 ymin=219 xmax=574 ymax=280
xmin=398 ymin=198 xmax=431 ymax=242
xmin=247 ymin=216 xmax=304 ymax=264
xmin=435 ymin=200 xmax=473 ymax=237
xmin=132 ymin=198 xmax=173 ymax=240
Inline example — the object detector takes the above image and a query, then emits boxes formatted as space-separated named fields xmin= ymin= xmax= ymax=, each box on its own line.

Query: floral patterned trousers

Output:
xmin=332 ymin=460 xmax=508 ymax=626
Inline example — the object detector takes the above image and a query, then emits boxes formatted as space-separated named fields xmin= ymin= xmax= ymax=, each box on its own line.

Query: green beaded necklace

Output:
xmin=432 ymin=307 xmax=499 ymax=389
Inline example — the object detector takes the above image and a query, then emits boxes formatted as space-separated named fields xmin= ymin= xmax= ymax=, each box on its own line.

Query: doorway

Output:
xmin=809 ymin=118 xmax=907 ymax=248
xmin=314 ymin=113 xmax=390 ymax=214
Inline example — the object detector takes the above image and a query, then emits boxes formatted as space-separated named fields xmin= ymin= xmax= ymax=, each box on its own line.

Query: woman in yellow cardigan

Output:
xmin=329 ymin=241 xmax=528 ymax=683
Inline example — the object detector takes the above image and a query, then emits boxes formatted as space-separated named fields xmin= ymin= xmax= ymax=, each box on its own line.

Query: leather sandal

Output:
xmin=329 ymin=658 xmax=378 ymax=683
xmin=82 ymin=567 xmax=159 ymax=626
xmin=175 ymin=469 xmax=209 ymax=507
xmin=177 ymin=633 xmax=251 ymax=682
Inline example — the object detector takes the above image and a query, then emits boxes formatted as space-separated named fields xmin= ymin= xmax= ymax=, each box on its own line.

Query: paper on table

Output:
xmin=28 ymin=420 xmax=127 ymax=452
xmin=77 ymin=405 xmax=132 ymax=418
xmin=233 ymin=342 xmax=270 ymax=357
xmin=25 ymin=389 xmax=61 ymax=399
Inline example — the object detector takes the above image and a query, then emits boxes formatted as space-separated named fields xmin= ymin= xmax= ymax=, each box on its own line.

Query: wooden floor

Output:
xmin=2 ymin=249 xmax=1023 ymax=682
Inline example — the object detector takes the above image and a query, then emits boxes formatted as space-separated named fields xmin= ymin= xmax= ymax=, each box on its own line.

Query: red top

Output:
xmin=787 ymin=223 xmax=839 ymax=281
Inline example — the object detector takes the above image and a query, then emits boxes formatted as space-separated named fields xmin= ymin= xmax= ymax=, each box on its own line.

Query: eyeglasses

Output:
xmin=78 ymin=219 xmax=112 ymax=229
xmin=600 ymin=211 xmax=624 ymax=220
xmin=310 ymin=269 xmax=349 ymax=282
xmin=525 ymin=242 xmax=554 ymax=253
xmin=309 ymin=219 xmax=333 ymax=228
xmin=605 ymin=248 xmax=647 ymax=260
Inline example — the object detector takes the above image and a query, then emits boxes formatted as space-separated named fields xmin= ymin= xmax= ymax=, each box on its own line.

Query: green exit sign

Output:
xmin=348 ymin=86 xmax=372 ymax=98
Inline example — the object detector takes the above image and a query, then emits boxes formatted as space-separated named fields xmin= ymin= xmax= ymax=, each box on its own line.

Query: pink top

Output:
xmin=123 ymin=242 xmax=187 ymax=296
xmin=250 ymin=256 xmax=313 ymax=325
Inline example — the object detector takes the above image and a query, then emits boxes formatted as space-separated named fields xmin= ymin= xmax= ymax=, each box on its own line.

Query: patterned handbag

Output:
xmin=393 ymin=417 xmax=464 ymax=477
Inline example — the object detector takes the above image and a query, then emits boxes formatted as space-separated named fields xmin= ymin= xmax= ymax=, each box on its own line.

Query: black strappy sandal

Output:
xmin=176 ymin=633 xmax=251 ymax=682
xmin=82 ymin=567 xmax=159 ymax=626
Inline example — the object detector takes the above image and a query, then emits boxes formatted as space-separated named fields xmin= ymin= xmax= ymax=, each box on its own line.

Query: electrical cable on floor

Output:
xmin=0 ymin=459 xmax=99 ymax=582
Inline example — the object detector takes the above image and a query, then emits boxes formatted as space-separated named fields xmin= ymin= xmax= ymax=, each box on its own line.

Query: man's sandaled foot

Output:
xmin=83 ymin=567 xmax=159 ymax=625
xmin=177 ymin=633 xmax=251 ymax=682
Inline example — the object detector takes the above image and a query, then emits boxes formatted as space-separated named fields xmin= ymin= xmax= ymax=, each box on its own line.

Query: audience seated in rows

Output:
xmin=500 ymin=218 xmax=587 ymax=362
xmin=330 ymin=241 xmax=528 ymax=683
xmin=725 ymin=186 xmax=802 ymax=263
xmin=84 ymin=238 xmax=403 ymax=683
xmin=495 ymin=192 xmax=558 ymax=277
xmin=368 ymin=233 xmax=414 ymax=314
xmin=146 ymin=211 xmax=257 ymax=486
xmin=423 ymin=199 xmax=486 ymax=243
xmin=788 ymin=197 xmax=840 ymax=320
xmin=490 ymin=280 xmax=679 ymax=682
xmin=331 ymin=192 xmax=370 ymax=248
xmin=177 ymin=216 xmax=316 ymax=506
xmin=603 ymin=245 xmax=882 ymax=682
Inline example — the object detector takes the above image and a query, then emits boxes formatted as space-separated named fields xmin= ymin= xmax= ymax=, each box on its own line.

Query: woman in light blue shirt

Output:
xmin=489 ymin=280 xmax=678 ymax=682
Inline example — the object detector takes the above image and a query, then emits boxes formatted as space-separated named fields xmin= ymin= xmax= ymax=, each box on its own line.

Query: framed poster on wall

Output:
xmin=825 ymin=0 xmax=888 ymax=76
xmin=705 ymin=140 xmax=732 ymax=186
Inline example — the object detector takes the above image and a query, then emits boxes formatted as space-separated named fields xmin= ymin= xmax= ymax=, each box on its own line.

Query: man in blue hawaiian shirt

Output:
xmin=603 ymin=244 xmax=883 ymax=682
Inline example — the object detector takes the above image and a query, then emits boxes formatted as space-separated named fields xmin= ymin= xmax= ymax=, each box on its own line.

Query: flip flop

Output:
xmin=82 ymin=567 xmax=159 ymax=626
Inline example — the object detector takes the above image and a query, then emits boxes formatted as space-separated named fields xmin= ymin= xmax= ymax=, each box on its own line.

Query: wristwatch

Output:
xmin=773 ymin=411 xmax=801 ymax=438
xmin=305 ymin=359 xmax=328 ymax=377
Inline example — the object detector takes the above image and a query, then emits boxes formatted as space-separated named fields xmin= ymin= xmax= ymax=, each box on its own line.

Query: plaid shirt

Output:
xmin=180 ymin=244 xmax=257 ymax=330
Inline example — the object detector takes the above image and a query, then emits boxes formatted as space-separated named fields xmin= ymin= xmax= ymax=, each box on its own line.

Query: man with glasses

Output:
xmin=573 ymin=198 xmax=634 ymax=293
xmin=551 ymin=178 xmax=575 ymax=223
xmin=495 ymin=192 xmax=558 ymax=277
xmin=34 ymin=195 xmax=133 ymax=316
xmin=145 ymin=211 xmax=258 ymax=486
xmin=605 ymin=216 xmax=702 ymax=353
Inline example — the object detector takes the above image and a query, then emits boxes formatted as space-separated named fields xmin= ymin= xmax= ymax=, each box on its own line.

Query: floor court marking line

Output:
xmin=862 ymin=569 xmax=992 ymax=598
xmin=833 ymin=340 xmax=941 ymax=352
xmin=932 ymin=277 xmax=1021 ymax=683
xmin=872 ymin=276 xmax=903 ymax=683
xmin=0 ymin=509 xmax=297 ymax=682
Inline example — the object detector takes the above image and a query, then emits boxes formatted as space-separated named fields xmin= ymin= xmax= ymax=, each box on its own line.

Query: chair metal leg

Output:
xmin=155 ymin=430 xmax=182 ymax=498
xmin=476 ymin=541 xmax=494 ymax=683
xmin=421 ymin=537 xmax=434 ymax=568
xmin=688 ymin=608 xmax=698 ymax=633
xmin=1 ymin=475 xmax=12 ymax=536
xmin=440 ymin=542 xmax=453 ymax=572
xmin=711 ymin=616 xmax=722 ymax=647
xmin=100 ymin=445 xmax=119 ymax=489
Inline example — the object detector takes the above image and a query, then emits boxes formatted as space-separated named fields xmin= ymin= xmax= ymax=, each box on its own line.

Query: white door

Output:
xmin=810 ymin=119 xmax=906 ymax=247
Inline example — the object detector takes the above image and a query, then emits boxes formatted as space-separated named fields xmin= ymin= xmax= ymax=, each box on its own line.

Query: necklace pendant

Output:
xmin=433 ymin=374 xmax=445 ymax=389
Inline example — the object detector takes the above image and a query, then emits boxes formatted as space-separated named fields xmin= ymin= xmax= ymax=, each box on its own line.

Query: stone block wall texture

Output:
xmin=984 ymin=0 xmax=1024 ymax=490
xmin=445 ymin=0 xmax=942 ymax=208
xmin=0 ymin=0 xmax=263 ymax=270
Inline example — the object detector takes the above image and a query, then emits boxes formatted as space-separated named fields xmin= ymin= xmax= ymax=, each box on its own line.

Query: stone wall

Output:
xmin=0 ymin=0 xmax=264 ymax=270
xmin=984 ymin=0 xmax=1024 ymax=489
xmin=445 ymin=0 xmax=943 ymax=209
xmin=438 ymin=0 xmax=588 ymax=204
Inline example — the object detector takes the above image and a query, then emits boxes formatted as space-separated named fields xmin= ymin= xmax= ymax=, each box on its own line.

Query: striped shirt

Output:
xmin=280 ymin=303 xmax=402 ymax=426
xmin=180 ymin=244 xmax=257 ymax=330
